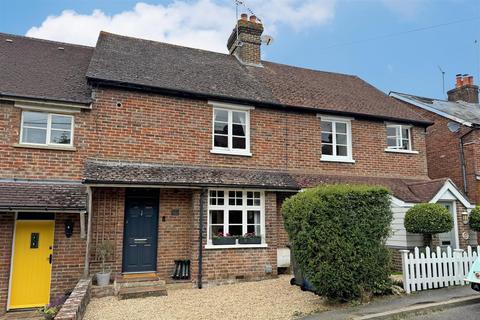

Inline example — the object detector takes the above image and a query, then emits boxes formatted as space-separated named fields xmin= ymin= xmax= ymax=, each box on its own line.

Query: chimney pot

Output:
xmin=241 ymin=13 xmax=248 ymax=21
xmin=249 ymin=15 xmax=257 ymax=23
xmin=456 ymin=74 xmax=463 ymax=88
xmin=468 ymin=75 xmax=474 ymax=86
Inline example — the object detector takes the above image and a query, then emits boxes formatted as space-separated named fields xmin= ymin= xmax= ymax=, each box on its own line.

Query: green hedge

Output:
xmin=282 ymin=184 xmax=393 ymax=301
xmin=404 ymin=203 xmax=452 ymax=234
xmin=469 ymin=206 xmax=480 ymax=232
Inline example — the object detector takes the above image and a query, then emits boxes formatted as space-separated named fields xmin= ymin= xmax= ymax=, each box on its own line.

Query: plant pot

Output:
xmin=238 ymin=237 xmax=262 ymax=244
xmin=212 ymin=237 xmax=236 ymax=245
xmin=96 ymin=271 xmax=111 ymax=286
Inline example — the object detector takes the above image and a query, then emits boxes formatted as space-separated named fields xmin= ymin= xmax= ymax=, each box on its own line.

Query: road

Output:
xmin=409 ymin=303 xmax=480 ymax=319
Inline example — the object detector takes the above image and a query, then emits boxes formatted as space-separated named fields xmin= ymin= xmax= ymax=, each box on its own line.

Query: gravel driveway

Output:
xmin=84 ymin=276 xmax=326 ymax=320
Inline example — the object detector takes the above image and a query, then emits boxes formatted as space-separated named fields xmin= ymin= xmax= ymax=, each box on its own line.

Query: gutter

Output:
xmin=460 ymin=128 xmax=477 ymax=195
xmin=88 ymin=78 xmax=433 ymax=127
xmin=0 ymin=92 xmax=92 ymax=109
xmin=84 ymin=186 xmax=93 ymax=277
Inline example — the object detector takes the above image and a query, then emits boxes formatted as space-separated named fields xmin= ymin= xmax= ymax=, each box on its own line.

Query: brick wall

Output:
xmin=0 ymin=88 xmax=429 ymax=181
xmin=50 ymin=214 xmax=86 ymax=299
xmin=276 ymin=193 xmax=293 ymax=249
xmin=0 ymin=213 xmax=14 ymax=315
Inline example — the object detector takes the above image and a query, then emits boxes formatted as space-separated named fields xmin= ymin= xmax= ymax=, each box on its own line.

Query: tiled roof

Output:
xmin=391 ymin=91 xmax=480 ymax=126
xmin=86 ymin=32 xmax=431 ymax=125
xmin=83 ymin=160 xmax=449 ymax=203
xmin=294 ymin=174 xmax=449 ymax=203
xmin=83 ymin=160 xmax=298 ymax=190
xmin=0 ymin=181 xmax=87 ymax=211
xmin=0 ymin=33 xmax=93 ymax=104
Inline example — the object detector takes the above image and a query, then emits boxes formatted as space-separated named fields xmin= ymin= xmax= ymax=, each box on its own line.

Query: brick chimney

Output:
xmin=447 ymin=74 xmax=479 ymax=103
xmin=227 ymin=14 xmax=264 ymax=66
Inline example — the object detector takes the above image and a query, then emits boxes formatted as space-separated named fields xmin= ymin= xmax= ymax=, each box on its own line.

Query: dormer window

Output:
xmin=210 ymin=102 xmax=252 ymax=156
xmin=20 ymin=111 xmax=74 ymax=146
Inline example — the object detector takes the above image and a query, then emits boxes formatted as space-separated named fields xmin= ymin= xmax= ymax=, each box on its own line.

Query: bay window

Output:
xmin=207 ymin=189 xmax=265 ymax=247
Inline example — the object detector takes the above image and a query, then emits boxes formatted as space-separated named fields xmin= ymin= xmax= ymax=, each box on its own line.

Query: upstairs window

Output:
xmin=319 ymin=115 xmax=354 ymax=163
xmin=386 ymin=124 xmax=412 ymax=151
xmin=211 ymin=102 xmax=252 ymax=156
xmin=20 ymin=111 xmax=74 ymax=146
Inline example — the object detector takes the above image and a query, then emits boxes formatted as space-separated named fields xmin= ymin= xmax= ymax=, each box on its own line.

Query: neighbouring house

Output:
xmin=0 ymin=16 xmax=475 ymax=314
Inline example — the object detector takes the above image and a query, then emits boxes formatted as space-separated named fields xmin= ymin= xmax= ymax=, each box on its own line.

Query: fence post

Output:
xmin=400 ymin=250 xmax=410 ymax=294
xmin=454 ymin=249 xmax=464 ymax=285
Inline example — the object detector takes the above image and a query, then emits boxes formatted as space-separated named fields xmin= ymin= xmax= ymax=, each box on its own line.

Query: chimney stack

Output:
xmin=227 ymin=15 xmax=264 ymax=66
xmin=447 ymin=74 xmax=479 ymax=104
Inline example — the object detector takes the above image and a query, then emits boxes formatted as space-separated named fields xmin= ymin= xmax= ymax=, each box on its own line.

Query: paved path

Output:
xmin=303 ymin=286 xmax=477 ymax=320
xmin=408 ymin=303 xmax=480 ymax=319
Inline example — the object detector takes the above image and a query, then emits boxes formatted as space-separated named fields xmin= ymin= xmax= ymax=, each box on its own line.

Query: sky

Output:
xmin=1 ymin=0 xmax=480 ymax=99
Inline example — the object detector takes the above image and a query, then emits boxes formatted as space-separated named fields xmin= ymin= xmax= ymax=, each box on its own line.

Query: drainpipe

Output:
xmin=460 ymin=128 xmax=475 ymax=195
xmin=197 ymin=188 xmax=207 ymax=289
xmin=83 ymin=186 xmax=93 ymax=278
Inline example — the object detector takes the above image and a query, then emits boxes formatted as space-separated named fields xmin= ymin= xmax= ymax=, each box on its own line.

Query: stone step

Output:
xmin=117 ymin=285 xmax=167 ymax=300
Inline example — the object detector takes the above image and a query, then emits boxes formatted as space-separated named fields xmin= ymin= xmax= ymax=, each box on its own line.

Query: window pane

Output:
xmin=232 ymin=124 xmax=245 ymax=136
xmin=247 ymin=225 xmax=261 ymax=235
xmin=50 ymin=130 xmax=71 ymax=144
xmin=336 ymin=133 xmax=347 ymax=145
xmin=402 ymin=139 xmax=410 ymax=150
xmin=387 ymin=137 xmax=397 ymax=148
xmin=214 ymin=122 xmax=228 ymax=134
xmin=23 ymin=112 xmax=47 ymax=128
xmin=51 ymin=115 xmax=72 ymax=130
xmin=321 ymin=132 xmax=332 ymax=144
xmin=247 ymin=211 xmax=260 ymax=224
xmin=214 ymin=135 xmax=228 ymax=148
xmin=229 ymin=210 xmax=243 ymax=224
xmin=228 ymin=191 xmax=243 ymax=205
xmin=387 ymin=127 xmax=397 ymax=137
xmin=232 ymin=111 xmax=245 ymax=124
xmin=337 ymin=145 xmax=348 ymax=156
xmin=402 ymin=128 xmax=410 ymax=139
xmin=214 ymin=109 xmax=228 ymax=122
xmin=321 ymin=121 xmax=332 ymax=132
xmin=211 ymin=226 xmax=224 ymax=238
xmin=229 ymin=225 xmax=242 ymax=236
xmin=322 ymin=144 xmax=333 ymax=155
xmin=232 ymin=137 xmax=246 ymax=149
xmin=210 ymin=210 xmax=224 ymax=224
xmin=22 ymin=127 xmax=47 ymax=144
xmin=336 ymin=122 xmax=347 ymax=134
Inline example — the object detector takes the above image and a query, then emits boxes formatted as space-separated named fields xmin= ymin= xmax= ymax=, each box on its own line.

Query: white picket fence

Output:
xmin=400 ymin=246 xmax=480 ymax=293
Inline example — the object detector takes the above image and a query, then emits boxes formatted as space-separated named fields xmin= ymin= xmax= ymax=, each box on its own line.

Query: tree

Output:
xmin=469 ymin=206 xmax=480 ymax=232
xmin=404 ymin=203 xmax=453 ymax=247
xmin=282 ymin=184 xmax=393 ymax=301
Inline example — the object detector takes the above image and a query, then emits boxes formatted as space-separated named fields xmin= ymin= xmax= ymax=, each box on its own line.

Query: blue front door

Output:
xmin=122 ymin=189 xmax=159 ymax=273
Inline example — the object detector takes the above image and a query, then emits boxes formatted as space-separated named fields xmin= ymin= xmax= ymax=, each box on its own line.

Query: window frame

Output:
xmin=19 ymin=111 xmax=74 ymax=147
xmin=210 ymin=101 xmax=253 ymax=157
xmin=385 ymin=123 xmax=418 ymax=154
xmin=206 ymin=189 xmax=266 ymax=249
xmin=318 ymin=115 xmax=355 ymax=163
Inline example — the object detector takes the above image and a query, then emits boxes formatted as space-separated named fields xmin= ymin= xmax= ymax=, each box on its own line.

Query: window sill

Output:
xmin=210 ymin=149 xmax=252 ymax=157
xmin=384 ymin=149 xmax=419 ymax=154
xmin=13 ymin=143 xmax=76 ymax=151
xmin=205 ymin=243 xmax=268 ymax=250
xmin=320 ymin=156 xmax=356 ymax=164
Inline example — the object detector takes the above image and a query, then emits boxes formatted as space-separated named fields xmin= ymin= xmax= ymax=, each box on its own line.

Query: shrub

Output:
xmin=404 ymin=203 xmax=452 ymax=247
xmin=469 ymin=206 xmax=480 ymax=232
xmin=282 ymin=184 xmax=393 ymax=301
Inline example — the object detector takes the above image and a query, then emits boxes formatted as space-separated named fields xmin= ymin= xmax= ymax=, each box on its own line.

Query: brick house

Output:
xmin=0 ymin=16 xmax=475 ymax=314
xmin=391 ymin=74 xmax=480 ymax=243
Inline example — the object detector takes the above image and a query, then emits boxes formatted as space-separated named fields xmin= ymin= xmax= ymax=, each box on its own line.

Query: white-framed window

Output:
xmin=386 ymin=124 xmax=412 ymax=151
xmin=20 ymin=111 xmax=74 ymax=146
xmin=319 ymin=115 xmax=354 ymax=163
xmin=210 ymin=102 xmax=252 ymax=156
xmin=207 ymin=189 xmax=265 ymax=247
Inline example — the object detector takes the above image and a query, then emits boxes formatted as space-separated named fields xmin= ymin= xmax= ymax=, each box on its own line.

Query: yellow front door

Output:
xmin=9 ymin=220 xmax=55 ymax=309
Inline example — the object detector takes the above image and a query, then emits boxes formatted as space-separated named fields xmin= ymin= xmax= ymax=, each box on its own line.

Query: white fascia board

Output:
xmin=429 ymin=179 xmax=475 ymax=209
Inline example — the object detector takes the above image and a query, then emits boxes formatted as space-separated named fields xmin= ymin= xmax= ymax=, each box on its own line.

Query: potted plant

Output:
xmin=238 ymin=232 xmax=262 ymax=244
xmin=38 ymin=295 xmax=66 ymax=320
xmin=212 ymin=232 xmax=236 ymax=245
xmin=95 ymin=240 xmax=114 ymax=286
